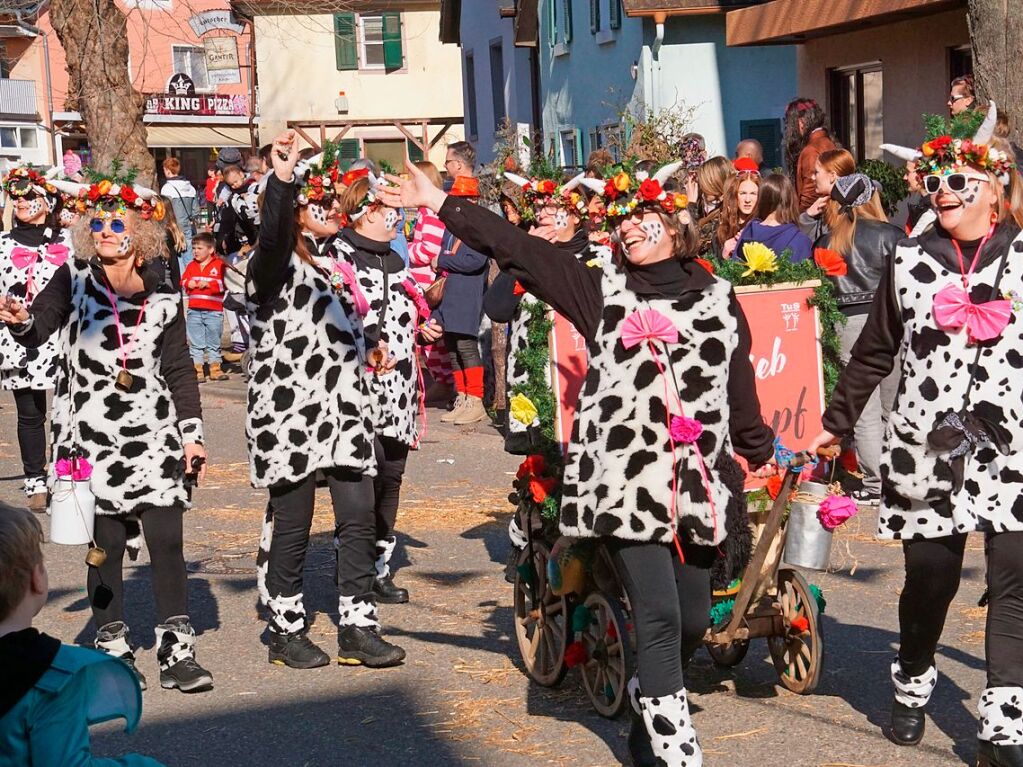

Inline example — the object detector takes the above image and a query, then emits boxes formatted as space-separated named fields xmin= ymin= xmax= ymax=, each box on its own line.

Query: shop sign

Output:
xmin=189 ymin=10 xmax=245 ymax=37
xmin=204 ymin=37 xmax=241 ymax=85
xmin=145 ymin=81 xmax=249 ymax=117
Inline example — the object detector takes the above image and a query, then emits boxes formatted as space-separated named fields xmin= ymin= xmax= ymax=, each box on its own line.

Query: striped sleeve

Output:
xmin=408 ymin=207 xmax=446 ymax=267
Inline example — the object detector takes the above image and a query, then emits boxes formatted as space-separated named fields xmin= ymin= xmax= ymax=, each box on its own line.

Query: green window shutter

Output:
xmin=548 ymin=0 xmax=558 ymax=48
xmin=338 ymin=138 xmax=361 ymax=171
xmin=334 ymin=13 xmax=357 ymax=71
xmin=382 ymin=12 xmax=403 ymax=71
xmin=609 ymin=0 xmax=622 ymax=30
xmin=406 ymin=139 xmax=424 ymax=163
xmin=563 ymin=0 xmax=573 ymax=43
xmin=589 ymin=0 xmax=599 ymax=33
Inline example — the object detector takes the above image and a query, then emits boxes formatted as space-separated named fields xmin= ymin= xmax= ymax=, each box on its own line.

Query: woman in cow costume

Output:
xmin=249 ymin=131 xmax=405 ymax=670
xmin=382 ymin=160 xmax=775 ymax=767
xmin=0 ymin=167 xmax=71 ymax=511
xmin=0 ymin=171 xmax=213 ymax=694
xmin=331 ymin=169 xmax=441 ymax=605
xmin=811 ymin=104 xmax=1023 ymax=766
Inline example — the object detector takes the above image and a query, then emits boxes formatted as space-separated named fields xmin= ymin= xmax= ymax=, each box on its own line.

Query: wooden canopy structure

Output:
xmin=285 ymin=116 xmax=462 ymax=155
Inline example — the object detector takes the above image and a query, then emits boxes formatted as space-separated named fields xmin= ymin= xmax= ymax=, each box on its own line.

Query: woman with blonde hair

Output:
xmin=0 ymin=173 xmax=212 ymax=694
xmin=695 ymin=156 xmax=734 ymax=256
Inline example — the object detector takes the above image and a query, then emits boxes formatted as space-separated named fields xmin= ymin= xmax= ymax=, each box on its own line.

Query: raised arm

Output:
xmin=2 ymin=263 xmax=72 ymax=347
xmin=248 ymin=131 xmax=301 ymax=303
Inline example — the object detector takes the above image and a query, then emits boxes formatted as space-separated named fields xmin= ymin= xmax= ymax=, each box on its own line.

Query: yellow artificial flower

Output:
xmin=586 ymin=257 xmax=602 ymax=268
xmin=673 ymin=193 xmax=688 ymax=210
xmin=96 ymin=179 xmax=112 ymax=195
xmin=510 ymin=392 xmax=539 ymax=425
xmin=741 ymin=241 xmax=778 ymax=278
xmin=613 ymin=172 xmax=631 ymax=192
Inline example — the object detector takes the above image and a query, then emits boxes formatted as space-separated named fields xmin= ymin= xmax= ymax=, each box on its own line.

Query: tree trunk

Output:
xmin=967 ymin=0 xmax=1023 ymax=146
xmin=49 ymin=0 xmax=154 ymax=186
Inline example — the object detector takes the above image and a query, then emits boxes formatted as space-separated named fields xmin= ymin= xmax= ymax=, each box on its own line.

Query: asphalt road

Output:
xmin=0 ymin=381 xmax=990 ymax=767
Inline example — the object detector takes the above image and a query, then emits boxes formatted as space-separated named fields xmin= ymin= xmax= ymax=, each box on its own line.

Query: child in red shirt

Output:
xmin=181 ymin=232 xmax=229 ymax=382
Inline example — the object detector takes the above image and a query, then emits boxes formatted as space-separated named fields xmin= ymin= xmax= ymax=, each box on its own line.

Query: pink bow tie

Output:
xmin=11 ymin=244 xmax=70 ymax=271
xmin=620 ymin=309 xmax=679 ymax=349
xmin=933 ymin=283 xmax=1012 ymax=342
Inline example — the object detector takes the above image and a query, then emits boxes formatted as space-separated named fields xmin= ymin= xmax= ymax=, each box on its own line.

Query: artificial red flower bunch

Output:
xmin=297 ymin=139 xmax=344 ymax=206
xmin=76 ymin=178 xmax=164 ymax=221
xmin=518 ymin=177 xmax=583 ymax=222
xmin=3 ymin=166 xmax=57 ymax=198
xmin=813 ymin=247 xmax=848 ymax=277
xmin=603 ymin=167 xmax=688 ymax=219
xmin=516 ymin=454 xmax=559 ymax=505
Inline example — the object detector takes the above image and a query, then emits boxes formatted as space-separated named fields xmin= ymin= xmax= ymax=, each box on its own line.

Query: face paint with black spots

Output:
xmin=383 ymin=209 xmax=399 ymax=231
xmin=961 ymin=179 xmax=984 ymax=206
xmin=640 ymin=219 xmax=665 ymax=246
xmin=116 ymin=234 xmax=133 ymax=256
xmin=18 ymin=198 xmax=45 ymax=220
xmin=307 ymin=202 xmax=330 ymax=227
xmin=553 ymin=209 xmax=570 ymax=231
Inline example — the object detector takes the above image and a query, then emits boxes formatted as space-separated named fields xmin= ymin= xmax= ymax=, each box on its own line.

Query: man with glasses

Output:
xmin=948 ymin=75 xmax=976 ymax=117
xmin=443 ymin=141 xmax=476 ymax=185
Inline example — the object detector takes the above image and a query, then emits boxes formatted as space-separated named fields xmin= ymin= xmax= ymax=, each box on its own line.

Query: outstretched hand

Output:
xmin=377 ymin=160 xmax=448 ymax=213
xmin=0 ymin=295 xmax=28 ymax=325
xmin=271 ymin=129 xmax=300 ymax=183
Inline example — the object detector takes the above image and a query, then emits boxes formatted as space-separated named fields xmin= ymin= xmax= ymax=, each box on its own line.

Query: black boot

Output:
xmin=889 ymin=700 xmax=925 ymax=746
xmin=95 ymin=621 xmax=146 ymax=691
xmin=156 ymin=616 xmax=213 ymax=693
xmin=337 ymin=625 xmax=406 ymax=668
xmin=268 ymin=631 xmax=330 ymax=669
xmin=627 ymin=706 xmax=657 ymax=767
xmin=978 ymin=740 xmax=1023 ymax=767
xmin=373 ymin=574 xmax=409 ymax=604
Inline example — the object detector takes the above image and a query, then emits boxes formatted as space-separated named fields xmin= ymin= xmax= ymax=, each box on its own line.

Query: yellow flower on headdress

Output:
xmin=96 ymin=180 xmax=112 ymax=195
xmin=613 ymin=172 xmax=631 ymax=192
xmin=673 ymin=193 xmax=688 ymax=210
xmin=510 ymin=393 xmax=539 ymax=426
xmin=740 ymin=242 xmax=778 ymax=278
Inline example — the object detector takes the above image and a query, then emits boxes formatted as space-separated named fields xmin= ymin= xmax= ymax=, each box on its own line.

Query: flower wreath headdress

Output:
xmin=339 ymin=166 xmax=388 ymax=223
xmin=882 ymin=101 xmax=1015 ymax=185
xmin=500 ymin=171 xmax=605 ymax=223
xmin=601 ymin=160 xmax=690 ymax=220
xmin=295 ymin=140 xmax=342 ymax=206
xmin=3 ymin=165 xmax=59 ymax=202
xmin=51 ymin=162 xmax=165 ymax=221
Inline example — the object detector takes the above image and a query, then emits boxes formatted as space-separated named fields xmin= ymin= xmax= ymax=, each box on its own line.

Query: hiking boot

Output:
xmin=28 ymin=492 xmax=47 ymax=513
xmin=453 ymin=395 xmax=487 ymax=425
xmin=156 ymin=616 xmax=213 ymax=693
xmin=372 ymin=575 xmax=409 ymax=605
xmin=440 ymin=394 xmax=466 ymax=423
xmin=95 ymin=621 xmax=146 ymax=690
xmin=222 ymin=350 xmax=244 ymax=363
xmin=268 ymin=631 xmax=331 ymax=669
xmin=194 ymin=363 xmax=206 ymax=383
xmin=207 ymin=362 xmax=230 ymax=381
xmin=337 ymin=625 xmax=406 ymax=668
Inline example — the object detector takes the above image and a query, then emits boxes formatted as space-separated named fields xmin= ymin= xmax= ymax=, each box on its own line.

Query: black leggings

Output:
xmin=899 ymin=531 xmax=1023 ymax=687
xmin=611 ymin=539 xmax=713 ymax=697
xmin=266 ymin=469 xmax=375 ymax=599
xmin=444 ymin=332 xmax=482 ymax=371
xmin=374 ymin=437 xmax=409 ymax=541
xmin=88 ymin=507 xmax=188 ymax=627
xmin=13 ymin=388 xmax=47 ymax=483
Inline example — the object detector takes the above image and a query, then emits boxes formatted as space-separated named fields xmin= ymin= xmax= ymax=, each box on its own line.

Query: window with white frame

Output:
xmin=171 ymin=45 xmax=210 ymax=91
xmin=359 ymin=14 xmax=390 ymax=69
xmin=0 ymin=126 xmax=39 ymax=150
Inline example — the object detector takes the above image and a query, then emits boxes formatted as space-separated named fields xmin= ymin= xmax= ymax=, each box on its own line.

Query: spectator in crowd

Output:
xmin=717 ymin=167 xmax=760 ymax=259
xmin=160 ymin=157 xmax=199 ymax=271
xmin=585 ymin=149 xmax=614 ymax=178
xmin=182 ymin=232 xmax=229 ymax=383
xmin=734 ymin=138 xmax=768 ymax=175
xmin=948 ymin=75 xmax=976 ymax=116
xmin=408 ymin=160 xmax=454 ymax=404
xmin=695 ymin=155 xmax=735 ymax=257
xmin=161 ymin=197 xmax=187 ymax=287
xmin=0 ymin=504 xmax=163 ymax=767
xmin=433 ymin=150 xmax=489 ymax=425
xmin=204 ymin=166 xmax=219 ymax=205
xmin=784 ymin=98 xmax=837 ymax=211
xmin=222 ymin=245 xmax=251 ymax=374
xmin=815 ymin=172 xmax=904 ymax=505
xmin=216 ymin=165 xmax=257 ymax=257
xmin=735 ymin=173 xmax=812 ymax=263
xmin=800 ymin=148 xmax=856 ymax=240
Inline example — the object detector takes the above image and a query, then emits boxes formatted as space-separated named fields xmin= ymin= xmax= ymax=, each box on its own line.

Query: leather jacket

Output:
xmin=817 ymin=219 xmax=905 ymax=309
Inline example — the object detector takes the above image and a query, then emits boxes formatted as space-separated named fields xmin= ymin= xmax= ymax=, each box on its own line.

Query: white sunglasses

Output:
xmin=922 ymin=172 xmax=989 ymax=195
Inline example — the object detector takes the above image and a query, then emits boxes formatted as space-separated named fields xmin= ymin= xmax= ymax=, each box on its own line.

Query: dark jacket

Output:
xmin=433 ymin=229 xmax=489 ymax=336
xmin=816 ymin=218 xmax=904 ymax=315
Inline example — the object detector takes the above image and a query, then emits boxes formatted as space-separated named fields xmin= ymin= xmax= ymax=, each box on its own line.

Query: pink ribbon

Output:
xmin=933 ymin=283 xmax=1012 ymax=342
xmin=55 ymin=456 xmax=92 ymax=481
xmin=11 ymin=244 xmax=69 ymax=270
xmin=331 ymin=260 xmax=370 ymax=317
xmin=619 ymin=309 xmax=718 ymax=559
xmin=401 ymin=277 xmax=431 ymax=321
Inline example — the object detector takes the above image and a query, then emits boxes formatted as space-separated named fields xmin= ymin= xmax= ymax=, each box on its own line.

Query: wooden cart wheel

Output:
xmin=706 ymin=636 xmax=750 ymax=668
xmin=578 ymin=590 xmax=634 ymax=718
xmin=768 ymin=568 xmax=823 ymax=695
xmin=513 ymin=542 xmax=568 ymax=687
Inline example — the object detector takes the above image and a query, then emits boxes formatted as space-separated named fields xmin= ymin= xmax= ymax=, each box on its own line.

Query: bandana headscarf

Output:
xmin=831 ymin=173 xmax=878 ymax=213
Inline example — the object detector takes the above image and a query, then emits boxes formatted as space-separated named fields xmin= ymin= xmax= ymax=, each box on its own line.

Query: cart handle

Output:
xmin=786 ymin=445 xmax=841 ymax=470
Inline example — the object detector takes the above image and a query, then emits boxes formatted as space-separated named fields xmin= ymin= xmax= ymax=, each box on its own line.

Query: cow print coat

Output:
xmin=9 ymin=257 xmax=203 ymax=515
xmin=245 ymin=174 xmax=375 ymax=489
xmin=0 ymin=224 xmax=71 ymax=391
xmin=437 ymin=198 xmax=775 ymax=547
xmin=824 ymin=222 xmax=1023 ymax=539
xmin=336 ymin=228 xmax=422 ymax=447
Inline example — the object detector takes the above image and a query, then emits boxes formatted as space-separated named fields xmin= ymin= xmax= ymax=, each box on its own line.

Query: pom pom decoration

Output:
xmin=55 ymin=456 xmax=92 ymax=481
xmin=572 ymin=604 xmax=592 ymax=633
xmin=809 ymin=584 xmax=826 ymax=614
xmin=817 ymin=494 xmax=859 ymax=531
xmin=670 ymin=415 xmax=704 ymax=444
xmin=563 ymin=641 xmax=588 ymax=668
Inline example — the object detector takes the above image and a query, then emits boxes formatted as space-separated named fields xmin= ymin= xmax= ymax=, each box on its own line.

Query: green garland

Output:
xmin=709 ymin=251 xmax=845 ymax=400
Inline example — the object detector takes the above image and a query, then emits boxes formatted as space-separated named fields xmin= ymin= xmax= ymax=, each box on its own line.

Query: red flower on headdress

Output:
xmin=537 ymin=179 xmax=556 ymax=195
xmin=341 ymin=168 xmax=369 ymax=187
xmin=87 ymin=185 xmax=102 ymax=202
xmin=603 ymin=179 xmax=619 ymax=200
xmin=638 ymin=179 xmax=662 ymax=202
xmin=120 ymin=186 xmax=138 ymax=204
xmin=930 ymin=135 xmax=952 ymax=150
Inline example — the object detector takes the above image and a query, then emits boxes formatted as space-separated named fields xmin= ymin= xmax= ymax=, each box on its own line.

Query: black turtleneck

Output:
xmin=7 ymin=222 xmax=59 ymax=248
xmin=341 ymin=227 xmax=405 ymax=272
xmin=824 ymin=221 xmax=1021 ymax=437
xmin=439 ymin=196 xmax=774 ymax=464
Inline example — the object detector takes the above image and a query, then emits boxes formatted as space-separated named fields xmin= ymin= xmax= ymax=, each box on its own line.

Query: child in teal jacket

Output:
xmin=0 ymin=503 xmax=163 ymax=767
